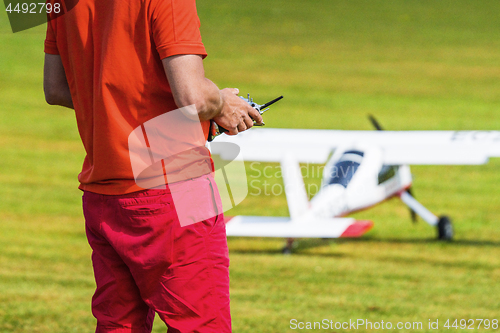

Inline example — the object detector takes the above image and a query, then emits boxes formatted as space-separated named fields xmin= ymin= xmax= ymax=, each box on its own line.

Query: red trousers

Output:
xmin=83 ymin=175 xmax=231 ymax=333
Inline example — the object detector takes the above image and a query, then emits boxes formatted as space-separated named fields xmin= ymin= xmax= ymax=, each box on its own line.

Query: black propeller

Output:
xmin=368 ymin=114 xmax=384 ymax=131
xmin=367 ymin=114 xmax=418 ymax=223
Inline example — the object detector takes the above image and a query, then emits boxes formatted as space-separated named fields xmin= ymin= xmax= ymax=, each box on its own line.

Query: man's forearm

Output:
xmin=162 ymin=54 xmax=262 ymax=135
xmin=162 ymin=55 xmax=224 ymax=121
xmin=44 ymin=54 xmax=74 ymax=109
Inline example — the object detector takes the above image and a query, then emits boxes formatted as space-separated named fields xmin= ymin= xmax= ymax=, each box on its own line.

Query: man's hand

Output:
xmin=213 ymin=88 xmax=263 ymax=135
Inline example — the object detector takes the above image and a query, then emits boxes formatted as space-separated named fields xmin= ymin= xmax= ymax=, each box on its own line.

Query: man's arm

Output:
xmin=162 ymin=54 xmax=262 ymax=135
xmin=43 ymin=54 xmax=74 ymax=109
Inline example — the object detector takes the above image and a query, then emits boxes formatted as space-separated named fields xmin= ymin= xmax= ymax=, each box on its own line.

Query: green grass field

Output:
xmin=1 ymin=0 xmax=500 ymax=332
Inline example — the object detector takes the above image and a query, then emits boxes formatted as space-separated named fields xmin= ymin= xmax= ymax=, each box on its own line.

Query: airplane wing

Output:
xmin=225 ymin=216 xmax=374 ymax=238
xmin=210 ymin=128 xmax=500 ymax=165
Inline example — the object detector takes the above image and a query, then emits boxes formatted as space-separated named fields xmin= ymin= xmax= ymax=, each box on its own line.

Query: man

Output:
xmin=43 ymin=0 xmax=262 ymax=332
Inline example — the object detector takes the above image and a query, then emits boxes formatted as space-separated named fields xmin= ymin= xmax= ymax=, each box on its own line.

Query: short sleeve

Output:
xmin=150 ymin=0 xmax=207 ymax=59
xmin=44 ymin=20 xmax=59 ymax=55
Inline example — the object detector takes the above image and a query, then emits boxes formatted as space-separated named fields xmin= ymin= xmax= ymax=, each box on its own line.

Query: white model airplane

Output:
xmin=210 ymin=117 xmax=500 ymax=253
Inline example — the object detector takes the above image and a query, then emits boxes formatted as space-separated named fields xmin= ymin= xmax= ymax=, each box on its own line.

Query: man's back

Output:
xmin=45 ymin=0 xmax=208 ymax=194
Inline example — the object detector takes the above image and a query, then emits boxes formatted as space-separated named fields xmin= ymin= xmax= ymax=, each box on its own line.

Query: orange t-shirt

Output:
xmin=44 ymin=0 xmax=210 ymax=195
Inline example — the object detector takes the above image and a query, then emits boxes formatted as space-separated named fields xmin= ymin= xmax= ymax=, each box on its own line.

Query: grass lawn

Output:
xmin=1 ymin=0 xmax=500 ymax=332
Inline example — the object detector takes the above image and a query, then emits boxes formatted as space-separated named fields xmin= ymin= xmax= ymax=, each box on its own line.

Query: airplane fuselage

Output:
xmin=309 ymin=145 xmax=413 ymax=219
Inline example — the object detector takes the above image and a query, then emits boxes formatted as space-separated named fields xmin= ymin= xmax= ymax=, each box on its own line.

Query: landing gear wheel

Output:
xmin=282 ymin=246 xmax=293 ymax=255
xmin=437 ymin=215 xmax=453 ymax=240
xmin=282 ymin=238 xmax=295 ymax=255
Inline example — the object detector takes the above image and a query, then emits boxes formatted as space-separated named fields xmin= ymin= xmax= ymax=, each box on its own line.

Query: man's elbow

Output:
xmin=45 ymin=90 xmax=74 ymax=109
xmin=44 ymin=90 xmax=59 ymax=105
xmin=44 ymin=81 xmax=59 ymax=105
xmin=44 ymin=86 xmax=68 ymax=106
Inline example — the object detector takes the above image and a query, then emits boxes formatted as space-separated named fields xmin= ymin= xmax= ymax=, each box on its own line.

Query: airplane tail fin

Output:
xmin=280 ymin=154 xmax=309 ymax=220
